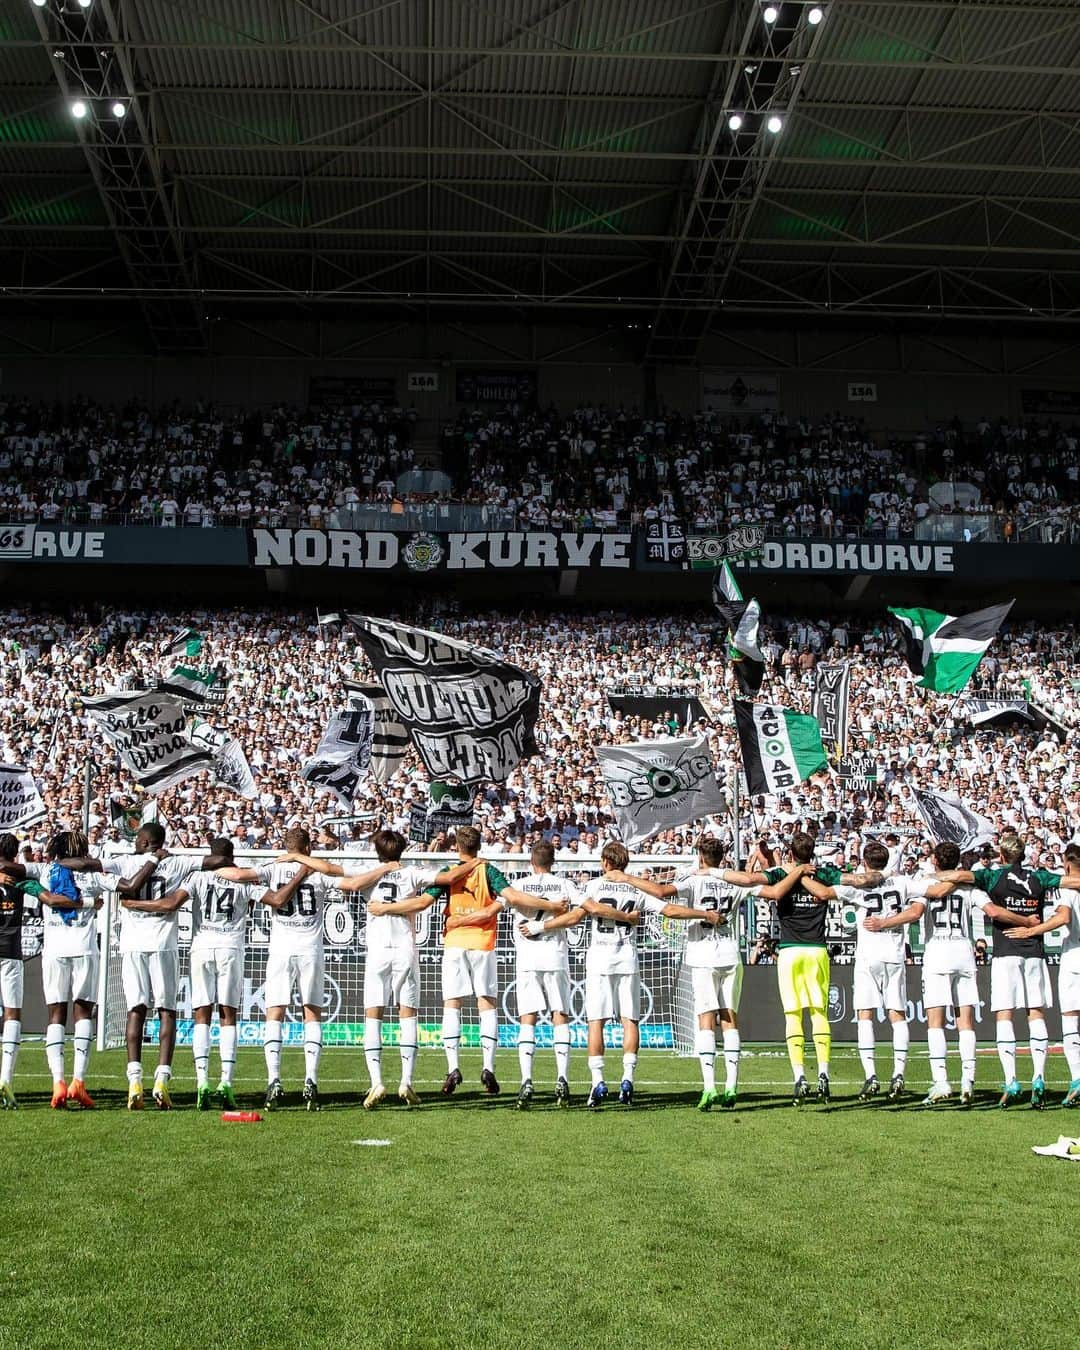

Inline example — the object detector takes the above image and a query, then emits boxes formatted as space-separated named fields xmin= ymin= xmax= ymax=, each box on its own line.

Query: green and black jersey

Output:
xmin=971 ymin=864 xmax=1061 ymax=958
xmin=766 ymin=863 xmax=842 ymax=948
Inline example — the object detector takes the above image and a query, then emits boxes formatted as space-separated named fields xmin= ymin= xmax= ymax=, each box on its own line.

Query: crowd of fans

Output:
xmin=3 ymin=602 xmax=1076 ymax=876
xmin=2 ymin=393 xmax=1079 ymax=539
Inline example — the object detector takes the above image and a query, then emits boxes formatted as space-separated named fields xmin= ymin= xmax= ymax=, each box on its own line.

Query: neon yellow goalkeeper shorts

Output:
xmin=777 ymin=945 xmax=830 ymax=1014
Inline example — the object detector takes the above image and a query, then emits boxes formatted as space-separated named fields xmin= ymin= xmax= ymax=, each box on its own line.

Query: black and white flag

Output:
xmin=302 ymin=706 xmax=375 ymax=806
xmin=955 ymin=697 xmax=1033 ymax=727
xmin=913 ymin=788 xmax=995 ymax=852
xmin=713 ymin=562 xmax=764 ymax=696
xmin=342 ymin=616 xmax=541 ymax=786
xmin=0 ymin=762 xmax=47 ymax=831
xmin=596 ymin=735 xmax=726 ymax=847
xmin=408 ymin=781 xmax=475 ymax=844
xmin=812 ymin=663 xmax=851 ymax=757
xmin=188 ymin=718 xmax=258 ymax=800
xmin=83 ymin=690 xmax=213 ymax=794
xmin=343 ymin=681 xmax=409 ymax=784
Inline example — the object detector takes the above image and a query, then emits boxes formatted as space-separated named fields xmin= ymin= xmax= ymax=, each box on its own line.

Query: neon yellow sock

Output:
xmin=785 ymin=1013 xmax=804 ymax=1078
xmin=810 ymin=1010 xmax=831 ymax=1077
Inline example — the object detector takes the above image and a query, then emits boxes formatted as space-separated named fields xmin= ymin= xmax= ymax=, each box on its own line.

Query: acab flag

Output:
xmin=83 ymin=690 xmax=213 ymax=793
xmin=889 ymin=601 xmax=1013 ymax=693
xmin=344 ymin=616 xmax=540 ymax=786
xmin=596 ymin=735 xmax=726 ymax=847
xmin=0 ymin=762 xmax=47 ymax=831
xmin=735 ymin=702 xmax=827 ymax=796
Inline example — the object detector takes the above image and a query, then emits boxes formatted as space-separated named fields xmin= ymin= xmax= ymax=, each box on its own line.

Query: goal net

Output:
xmin=98 ymin=851 xmax=703 ymax=1056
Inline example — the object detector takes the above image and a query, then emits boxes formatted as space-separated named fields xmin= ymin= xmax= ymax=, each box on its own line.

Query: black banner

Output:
xmin=606 ymin=694 xmax=708 ymax=727
xmin=308 ymin=374 xmax=397 ymax=405
xmin=1020 ymin=388 xmax=1080 ymax=416
xmin=455 ymin=369 xmax=537 ymax=404
xmin=812 ymin=663 xmax=850 ymax=757
xmin=344 ymin=616 xmax=541 ymax=786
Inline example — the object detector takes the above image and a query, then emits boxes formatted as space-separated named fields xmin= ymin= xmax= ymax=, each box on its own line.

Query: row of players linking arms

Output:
xmin=2 ymin=822 xmax=1080 ymax=1115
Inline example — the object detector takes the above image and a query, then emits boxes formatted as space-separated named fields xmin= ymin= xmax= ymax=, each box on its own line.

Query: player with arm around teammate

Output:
xmin=120 ymin=840 xmax=311 ymax=1110
xmin=279 ymin=830 xmax=482 ymax=1109
xmin=0 ymin=834 xmax=27 ymax=1108
xmin=608 ymin=835 xmax=808 ymax=1111
xmin=938 ymin=834 xmax=1077 ymax=1108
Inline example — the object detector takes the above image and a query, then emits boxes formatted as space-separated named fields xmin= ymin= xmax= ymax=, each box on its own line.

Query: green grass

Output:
xmin=2 ymin=1046 xmax=1076 ymax=1349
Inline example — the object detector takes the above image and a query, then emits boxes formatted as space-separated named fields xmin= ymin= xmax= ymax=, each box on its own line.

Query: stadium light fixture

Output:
xmin=32 ymin=0 xmax=48 ymax=8
xmin=728 ymin=113 xmax=744 ymax=131
xmin=77 ymin=0 xmax=93 ymax=8
xmin=70 ymin=100 xmax=88 ymax=119
xmin=762 ymin=5 xmax=779 ymax=23
xmin=111 ymin=101 xmax=126 ymax=118
xmin=808 ymin=6 xmax=825 ymax=24
xmin=767 ymin=115 xmax=784 ymax=134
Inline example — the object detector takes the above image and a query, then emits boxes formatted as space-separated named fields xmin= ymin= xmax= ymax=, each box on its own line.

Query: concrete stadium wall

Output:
xmin=2 ymin=315 xmax=1079 ymax=432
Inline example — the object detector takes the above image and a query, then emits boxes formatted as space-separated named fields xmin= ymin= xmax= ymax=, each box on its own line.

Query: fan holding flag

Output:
xmin=888 ymin=600 xmax=1014 ymax=694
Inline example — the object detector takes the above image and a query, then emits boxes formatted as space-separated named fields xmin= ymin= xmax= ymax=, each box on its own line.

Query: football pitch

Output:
xmin=2 ymin=1045 xmax=1074 ymax=1350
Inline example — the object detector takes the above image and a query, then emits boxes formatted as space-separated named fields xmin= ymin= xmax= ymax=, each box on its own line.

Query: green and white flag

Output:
xmin=888 ymin=601 xmax=1013 ymax=693
xmin=160 ymin=627 xmax=203 ymax=661
xmin=158 ymin=665 xmax=217 ymax=703
xmin=734 ymin=702 xmax=827 ymax=797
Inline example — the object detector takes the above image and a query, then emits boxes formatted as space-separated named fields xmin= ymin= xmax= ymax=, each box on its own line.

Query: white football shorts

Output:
xmin=990 ymin=954 xmax=1052 ymax=1012
xmin=364 ymin=952 xmax=420 ymax=1010
xmin=265 ymin=945 xmax=325 ymax=1009
xmin=690 ymin=964 xmax=743 ymax=1017
xmin=921 ymin=943 xmax=979 ymax=1010
xmin=43 ymin=952 xmax=99 ymax=1007
xmin=0 ymin=957 xmax=23 ymax=1009
xmin=585 ymin=969 xmax=640 ymax=1023
xmin=854 ymin=959 xmax=908 ymax=1014
xmin=1057 ymin=964 xmax=1080 ymax=1012
xmin=516 ymin=968 xmax=571 ymax=1017
xmin=442 ymin=948 xmax=498 ymax=1001
xmin=190 ymin=947 xmax=244 ymax=1010
xmin=122 ymin=950 xmax=178 ymax=1012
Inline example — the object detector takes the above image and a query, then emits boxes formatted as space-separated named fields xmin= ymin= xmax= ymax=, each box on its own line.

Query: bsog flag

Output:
xmin=0 ymin=762 xmax=47 ymax=831
xmin=302 ymin=706 xmax=375 ymax=806
xmin=187 ymin=719 xmax=258 ymax=800
xmin=912 ymin=788 xmax=996 ymax=852
xmin=812 ymin=663 xmax=851 ymax=757
xmin=83 ymin=690 xmax=213 ymax=793
xmin=713 ymin=562 xmax=764 ymax=696
xmin=888 ymin=601 xmax=1014 ymax=693
xmin=596 ymin=734 xmax=726 ymax=848
xmin=343 ymin=616 xmax=541 ymax=787
xmin=734 ymin=702 xmax=827 ymax=797
xmin=343 ymin=681 xmax=409 ymax=784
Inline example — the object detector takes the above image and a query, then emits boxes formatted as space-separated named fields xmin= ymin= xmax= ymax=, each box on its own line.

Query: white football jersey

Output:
xmin=264 ymin=862 xmax=329 ymax=951
xmin=918 ymin=885 xmax=989 ymax=955
xmin=835 ymin=874 xmax=934 ymax=964
xmin=671 ymin=868 xmax=751 ymax=968
xmin=105 ymin=853 xmax=202 ymax=953
xmin=347 ymin=863 xmax=438 ymax=957
xmin=1049 ymin=889 xmax=1079 ymax=971
xmin=188 ymin=871 xmax=261 ymax=953
xmin=31 ymin=863 xmax=101 ymax=960
xmin=581 ymin=876 xmax=660 ymax=976
xmin=509 ymin=871 xmax=585 ymax=973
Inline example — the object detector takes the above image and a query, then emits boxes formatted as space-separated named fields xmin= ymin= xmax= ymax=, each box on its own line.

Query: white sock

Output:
xmin=1062 ymin=1014 xmax=1080 ymax=1079
xmin=304 ymin=1022 xmax=322 ymax=1084
xmin=263 ymin=1019 xmax=283 ymax=1083
xmin=695 ymin=1028 xmax=717 ymax=1092
xmin=442 ymin=1007 xmax=461 ymax=1073
xmin=891 ymin=1020 xmax=909 ymax=1078
xmin=996 ymin=1021 xmax=1017 ymax=1082
xmin=928 ymin=1026 xmax=949 ymax=1085
xmin=723 ymin=1028 xmax=741 ymax=1092
xmin=0 ymin=1019 xmax=21 ymax=1086
xmin=553 ymin=1025 xmax=571 ymax=1082
xmin=588 ymin=1053 xmax=604 ymax=1087
xmin=399 ymin=1016 xmax=418 ymax=1088
xmin=622 ymin=1051 xmax=637 ymax=1084
xmin=46 ymin=1025 xmax=65 ymax=1083
xmin=155 ymin=1063 xmax=172 ymax=1083
xmin=126 ymin=1059 xmax=143 ymax=1085
xmin=73 ymin=1018 xmax=93 ymax=1082
xmin=857 ymin=1020 xmax=876 ymax=1078
xmin=1029 ymin=1017 xmax=1049 ymax=1081
xmin=479 ymin=1009 xmax=498 ymax=1074
xmin=219 ymin=1025 xmax=237 ymax=1085
xmin=959 ymin=1028 xmax=977 ymax=1084
xmin=518 ymin=1028 xmax=536 ymax=1084
xmin=193 ymin=1023 xmax=212 ymax=1089
xmin=364 ymin=1018 xmax=383 ymax=1088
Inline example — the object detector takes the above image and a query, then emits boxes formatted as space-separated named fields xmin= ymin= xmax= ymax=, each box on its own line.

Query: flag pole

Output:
xmin=81 ymin=760 xmax=92 ymax=835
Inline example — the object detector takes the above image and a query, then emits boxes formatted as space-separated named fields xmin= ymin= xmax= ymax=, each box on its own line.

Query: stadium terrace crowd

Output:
xmin=2 ymin=603 xmax=1076 ymax=870
xmin=2 ymin=394 xmax=1080 ymax=539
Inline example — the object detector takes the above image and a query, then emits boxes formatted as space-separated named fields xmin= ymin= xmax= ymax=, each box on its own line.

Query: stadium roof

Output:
xmin=3 ymin=0 xmax=1080 ymax=351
